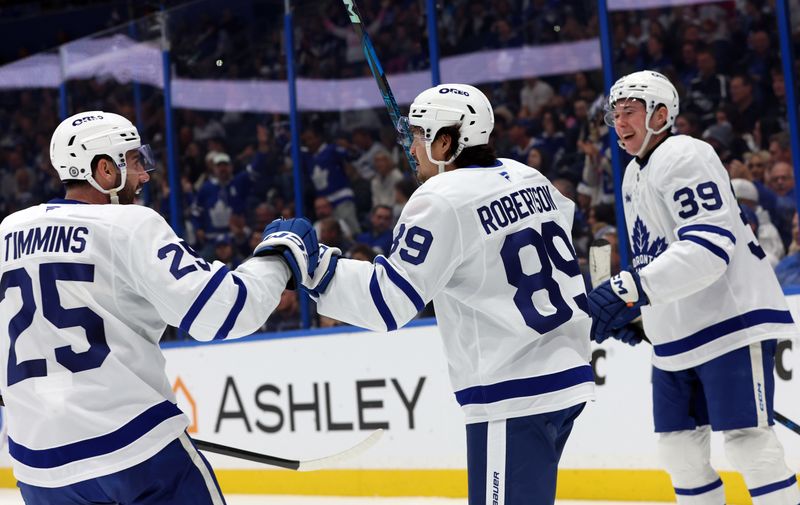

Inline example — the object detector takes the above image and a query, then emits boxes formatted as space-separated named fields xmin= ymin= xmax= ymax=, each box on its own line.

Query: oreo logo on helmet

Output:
xmin=71 ymin=115 xmax=104 ymax=127
xmin=439 ymin=87 xmax=469 ymax=96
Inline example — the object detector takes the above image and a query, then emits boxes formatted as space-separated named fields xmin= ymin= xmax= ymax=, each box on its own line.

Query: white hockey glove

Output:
xmin=302 ymin=244 xmax=341 ymax=297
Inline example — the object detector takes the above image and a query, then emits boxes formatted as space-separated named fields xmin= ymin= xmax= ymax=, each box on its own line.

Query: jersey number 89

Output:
xmin=500 ymin=222 xmax=588 ymax=333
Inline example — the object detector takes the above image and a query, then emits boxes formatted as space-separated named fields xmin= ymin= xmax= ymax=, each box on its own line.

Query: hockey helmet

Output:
xmin=50 ymin=111 xmax=155 ymax=202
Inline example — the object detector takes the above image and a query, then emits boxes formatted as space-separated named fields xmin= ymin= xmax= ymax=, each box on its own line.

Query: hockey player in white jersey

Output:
xmin=0 ymin=111 xmax=319 ymax=504
xmin=587 ymin=71 xmax=800 ymax=505
xmin=304 ymin=84 xmax=595 ymax=505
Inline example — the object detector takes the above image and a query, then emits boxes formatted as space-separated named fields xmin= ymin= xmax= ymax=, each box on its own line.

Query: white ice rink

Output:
xmin=0 ymin=491 xmax=668 ymax=505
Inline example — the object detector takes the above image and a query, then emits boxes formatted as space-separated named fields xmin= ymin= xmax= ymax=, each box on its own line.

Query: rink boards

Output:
xmin=0 ymin=300 xmax=798 ymax=503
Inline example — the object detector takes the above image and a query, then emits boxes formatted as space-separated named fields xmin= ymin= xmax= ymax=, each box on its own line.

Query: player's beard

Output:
xmin=112 ymin=172 xmax=138 ymax=205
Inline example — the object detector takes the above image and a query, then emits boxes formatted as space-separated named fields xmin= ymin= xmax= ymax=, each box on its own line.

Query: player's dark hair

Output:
xmin=435 ymin=126 xmax=497 ymax=168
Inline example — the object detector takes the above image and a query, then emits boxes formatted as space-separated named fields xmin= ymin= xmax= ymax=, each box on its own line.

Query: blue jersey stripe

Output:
xmin=9 ymin=400 xmax=182 ymax=468
xmin=674 ymin=478 xmax=723 ymax=496
xmin=654 ymin=309 xmax=795 ymax=357
xmin=180 ymin=266 xmax=230 ymax=333
xmin=750 ymin=475 xmax=797 ymax=497
xmin=454 ymin=365 xmax=594 ymax=406
xmin=681 ymin=235 xmax=729 ymax=264
xmin=369 ymin=269 xmax=397 ymax=331
xmin=678 ymin=224 xmax=736 ymax=244
xmin=214 ymin=274 xmax=247 ymax=340
xmin=375 ymin=256 xmax=425 ymax=312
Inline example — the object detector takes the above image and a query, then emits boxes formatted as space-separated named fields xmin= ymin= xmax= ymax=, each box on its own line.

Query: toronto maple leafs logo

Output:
xmin=631 ymin=216 xmax=666 ymax=271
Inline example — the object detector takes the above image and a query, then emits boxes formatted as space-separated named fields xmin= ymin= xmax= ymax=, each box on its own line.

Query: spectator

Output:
xmin=774 ymin=213 xmax=800 ymax=287
xmin=355 ymin=204 xmax=394 ymax=255
xmin=731 ymin=178 xmax=784 ymax=266
xmin=371 ymin=151 xmax=404 ymax=208
xmin=313 ymin=196 xmax=353 ymax=240
xmin=519 ymin=77 xmax=554 ymax=119
xmin=348 ymin=243 xmax=378 ymax=262
xmin=318 ymin=216 xmax=353 ymax=252
xmin=191 ymin=152 xmax=246 ymax=257
xmin=727 ymin=73 xmax=760 ymax=135
xmin=301 ymin=123 xmax=361 ymax=234
xmin=263 ymin=290 xmax=306 ymax=332
xmin=684 ymin=47 xmax=728 ymax=126
xmin=766 ymin=160 xmax=796 ymax=247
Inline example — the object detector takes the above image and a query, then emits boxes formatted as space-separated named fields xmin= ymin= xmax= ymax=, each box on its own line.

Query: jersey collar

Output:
xmin=463 ymin=159 xmax=503 ymax=169
xmin=635 ymin=133 xmax=672 ymax=169
xmin=47 ymin=198 xmax=87 ymax=205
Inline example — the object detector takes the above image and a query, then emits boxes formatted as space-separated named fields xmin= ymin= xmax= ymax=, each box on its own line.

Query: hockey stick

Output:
xmin=194 ymin=429 xmax=383 ymax=471
xmin=589 ymin=238 xmax=612 ymax=287
xmin=341 ymin=0 xmax=417 ymax=174
xmin=587 ymin=242 xmax=800 ymax=436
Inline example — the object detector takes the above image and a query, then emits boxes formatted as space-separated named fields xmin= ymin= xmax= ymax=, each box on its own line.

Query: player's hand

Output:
xmin=254 ymin=218 xmax=319 ymax=289
xmin=605 ymin=322 xmax=646 ymax=346
xmin=588 ymin=269 xmax=649 ymax=343
xmin=302 ymin=244 xmax=341 ymax=296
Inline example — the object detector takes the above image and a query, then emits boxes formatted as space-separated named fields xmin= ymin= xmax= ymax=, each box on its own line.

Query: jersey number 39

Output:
xmin=0 ymin=263 xmax=108 ymax=386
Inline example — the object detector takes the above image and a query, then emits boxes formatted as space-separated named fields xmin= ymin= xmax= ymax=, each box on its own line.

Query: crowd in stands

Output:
xmin=2 ymin=0 xmax=800 ymax=336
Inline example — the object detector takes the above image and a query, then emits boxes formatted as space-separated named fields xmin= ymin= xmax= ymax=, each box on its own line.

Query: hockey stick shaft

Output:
xmin=341 ymin=0 xmax=416 ymax=173
xmin=194 ymin=428 xmax=383 ymax=471
xmin=774 ymin=410 xmax=800 ymax=436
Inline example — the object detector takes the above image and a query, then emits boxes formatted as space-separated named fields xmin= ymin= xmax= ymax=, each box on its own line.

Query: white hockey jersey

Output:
xmin=0 ymin=200 xmax=289 ymax=487
xmin=622 ymin=135 xmax=800 ymax=371
xmin=316 ymin=158 xmax=595 ymax=424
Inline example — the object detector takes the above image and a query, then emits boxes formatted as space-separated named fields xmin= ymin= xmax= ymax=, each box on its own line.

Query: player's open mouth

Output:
xmin=622 ymin=133 xmax=634 ymax=140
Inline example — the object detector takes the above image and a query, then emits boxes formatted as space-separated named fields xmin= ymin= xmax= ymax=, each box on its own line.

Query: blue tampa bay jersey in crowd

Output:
xmin=0 ymin=200 xmax=290 ymax=487
xmin=315 ymin=158 xmax=595 ymax=424
xmin=623 ymin=135 xmax=800 ymax=371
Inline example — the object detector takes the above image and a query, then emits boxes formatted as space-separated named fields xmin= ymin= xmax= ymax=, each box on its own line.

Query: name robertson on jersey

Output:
xmin=477 ymin=185 xmax=557 ymax=235
xmin=3 ymin=226 xmax=89 ymax=261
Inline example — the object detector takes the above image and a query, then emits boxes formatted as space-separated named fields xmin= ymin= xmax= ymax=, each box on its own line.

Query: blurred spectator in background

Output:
xmin=774 ymin=212 xmax=800 ymax=287
xmin=731 ymin=178 xmax=784 ymax=266
xmin=313 ymin=196 xmax=352 ymax=240
xmin=354 ymin=204 xmax=394 ymax=255
xmin=191 ymin=152 xmax=246 ymax=258
xmin=766 ymin=160 xmax=796 ymax=248
xmin=519 ymin=77 xmax=554 ymax=119
xmin=684 ymin=47 xmax=727 ymax=126
xmin=371 ymin=150 xmax=404 ymax=208
xmin=348 ymin=243 xmax=378 ymax=262
xmin=301 ymin=123 xmax=361 ymax=234
xmin=263 ymin=290 xmax=306 ymax=332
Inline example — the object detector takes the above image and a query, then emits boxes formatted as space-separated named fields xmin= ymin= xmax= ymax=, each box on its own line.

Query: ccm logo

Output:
xmin=72 ymin=115 xmax=104 ymax=126
xmin=438 ymin=87 xmax=469 ymax=96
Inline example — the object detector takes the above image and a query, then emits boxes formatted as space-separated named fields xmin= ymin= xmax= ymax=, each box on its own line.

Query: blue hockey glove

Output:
xmin=303 ymin=244 xmax=341 ymax=297
xmin=588 ymin=269 xmax=649 ymax=344
xmin=254 ymin=218 xmax=319 ymax=289
xmin=608 ymin=322 xmax=647 ymax=346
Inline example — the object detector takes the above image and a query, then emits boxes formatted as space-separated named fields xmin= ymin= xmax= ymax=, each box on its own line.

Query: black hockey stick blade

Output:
xmin=774 ymin=410 xmax=800 ymax=436
xmin=194 ymin=428 xmax=383 ymax=471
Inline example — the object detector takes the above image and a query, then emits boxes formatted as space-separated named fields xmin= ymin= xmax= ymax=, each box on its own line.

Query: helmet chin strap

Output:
xmin=424 ymin=142 xmax=463 ymax=175
xmin=85 ymin=163 xmax=127 ymax=204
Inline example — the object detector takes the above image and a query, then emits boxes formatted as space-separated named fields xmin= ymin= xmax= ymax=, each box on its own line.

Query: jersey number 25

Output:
xmin=0 ymin=263 xmax=108 ymax=387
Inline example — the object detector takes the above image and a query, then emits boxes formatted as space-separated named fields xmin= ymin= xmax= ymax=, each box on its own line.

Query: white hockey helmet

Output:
xmin=404 ymin=83 xmax=494 ymax=174
xmin=50 ymin=111 xmax=155 ymax=203
xmin=605 ymin=70 xmax=679 ymax=156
